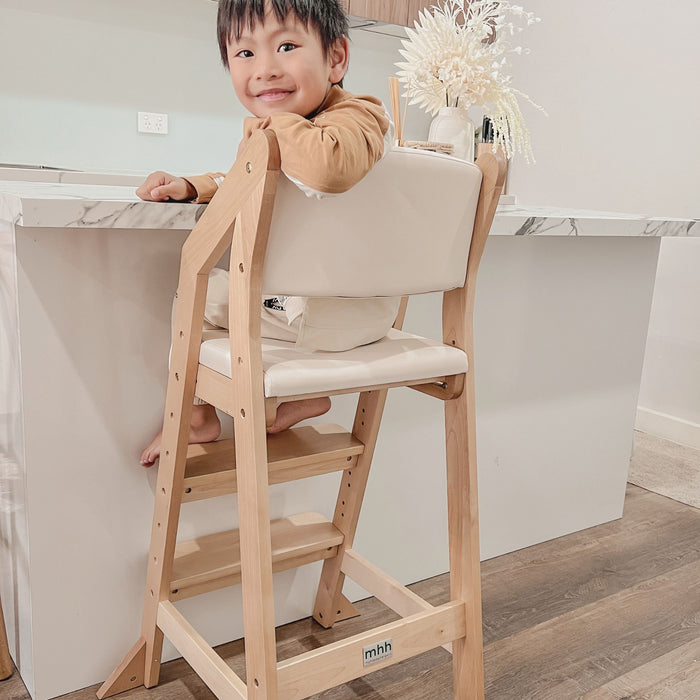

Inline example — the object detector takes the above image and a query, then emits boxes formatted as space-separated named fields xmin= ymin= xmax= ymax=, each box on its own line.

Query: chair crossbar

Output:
xmin=341 ymin=549 xmax=454 ymax=654
xmin=410 ymin=372 xmax=466 ymax=400
xmin=271 ymin=375 xmax=463 ymax=405
xmin=157 ymin=601 xmax=247 ymax=700
xmin=195 ymin=363 xmax=462 ymax=410
xmin=276 ymin=601 xmax=465 ymax=700
xmin=195 ymin=365 xmax=236 ymax=415
xmin=341 ymin=549 xmax=433 ymax=618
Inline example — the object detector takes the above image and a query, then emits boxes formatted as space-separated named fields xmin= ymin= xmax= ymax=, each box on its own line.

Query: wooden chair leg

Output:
xmin=233 ymin=415 xmax=279 ymax=699
xmin=227 ymin=160 xmax=282 ymax=699
xmin=142 ymin=274 xmax=215 ymax=689
xmin=0 ymin=593 xmax=12 ymax=680
xmin=445 ymin=376 xmax=484 ymax=699
xmin=98 ymin=279 xmax=210 ymax=699
xmin=313 ymin=388 xmax=388 ymax=628
xmin=142 ymin=408 xmax=194 ymax=688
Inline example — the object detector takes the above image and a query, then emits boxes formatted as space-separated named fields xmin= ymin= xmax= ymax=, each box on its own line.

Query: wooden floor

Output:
xmin=4 ymin=474 xmax=700 ymax=698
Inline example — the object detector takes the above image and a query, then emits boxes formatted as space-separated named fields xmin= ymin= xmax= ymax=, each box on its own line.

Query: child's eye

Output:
xmin=278 ymin=42 xmax=297 ymax=53
xmin=235 ymin=49 xmax=253 ymax=58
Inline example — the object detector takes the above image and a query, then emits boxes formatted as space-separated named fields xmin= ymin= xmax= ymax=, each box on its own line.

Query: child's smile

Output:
xmin=256 ymin=88 xmax=294 ymax=103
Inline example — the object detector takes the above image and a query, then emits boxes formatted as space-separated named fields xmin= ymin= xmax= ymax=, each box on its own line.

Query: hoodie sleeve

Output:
xmin=184 ymin=90 xmax=390 ymax=202
xmin=241 ymin=92 xmax=390 ymax=194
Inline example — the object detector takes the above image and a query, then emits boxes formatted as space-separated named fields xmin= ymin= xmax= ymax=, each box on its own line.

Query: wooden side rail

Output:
xmin=157 ymin=602 xmax=247 ymax=700
xmin=341 ymin=548 xmax=453 ymax=653
xmin=341 ymin=548 xmax=433 ymax=618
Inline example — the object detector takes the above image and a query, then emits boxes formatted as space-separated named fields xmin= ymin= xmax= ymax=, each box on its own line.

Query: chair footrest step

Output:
xmin=170 ymin=512 xmax=344 ymax=601
xmin=182 ymin=423 xmax=364 ymax=502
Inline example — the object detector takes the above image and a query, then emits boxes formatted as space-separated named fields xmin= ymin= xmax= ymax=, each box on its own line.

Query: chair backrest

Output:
xmin=261 ymin=147 xmax=482 ymax=298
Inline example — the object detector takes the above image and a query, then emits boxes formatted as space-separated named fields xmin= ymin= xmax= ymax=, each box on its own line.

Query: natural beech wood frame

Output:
xmin=0 ymin=592 xmax=12 ymax=680
xmin=98 ymin=130 xmax=505 ymax=700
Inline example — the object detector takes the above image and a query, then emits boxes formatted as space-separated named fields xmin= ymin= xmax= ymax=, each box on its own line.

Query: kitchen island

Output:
xmin=1 ymin=176 xmax=696 ymax=699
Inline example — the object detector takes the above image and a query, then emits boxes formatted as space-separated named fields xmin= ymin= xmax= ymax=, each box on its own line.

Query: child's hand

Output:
xmin=136 ymin=171 xmax=197 ymax=202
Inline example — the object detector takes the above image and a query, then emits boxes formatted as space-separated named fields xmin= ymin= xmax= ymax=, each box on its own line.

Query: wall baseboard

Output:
xmin=636 ymin=407 xmax=700 ymax=450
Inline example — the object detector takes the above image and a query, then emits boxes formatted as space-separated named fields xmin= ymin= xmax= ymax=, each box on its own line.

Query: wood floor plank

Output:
xmin=583 ymin=635 xmax=700 ymax=699
xmin=0 ymin=670 xmax=35 ymax=700
xmin=481 ymin=483 xmax=700 ymax=643
xmin=629 ymin=429 xmax=700 ymax=509
xmin=484 ymin=558 xmax=700 ymax=699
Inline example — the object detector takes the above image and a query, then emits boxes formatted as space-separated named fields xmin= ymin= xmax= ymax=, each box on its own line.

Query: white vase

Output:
xmin=428 ymin=107 xmax=475 ymax=161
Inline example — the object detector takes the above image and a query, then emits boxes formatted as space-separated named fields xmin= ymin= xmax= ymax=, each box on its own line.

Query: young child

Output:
xmin=138 ymin=0 xmax=397 ymax=467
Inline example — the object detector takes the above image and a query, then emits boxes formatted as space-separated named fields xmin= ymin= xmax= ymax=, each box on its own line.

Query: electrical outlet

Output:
xmin=138 ymin=111 xmax=168 ymax=135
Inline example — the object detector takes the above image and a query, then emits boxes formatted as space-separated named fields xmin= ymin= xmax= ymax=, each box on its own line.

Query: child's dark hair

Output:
xmin=217 ymin=0 xmax=349 ymax=66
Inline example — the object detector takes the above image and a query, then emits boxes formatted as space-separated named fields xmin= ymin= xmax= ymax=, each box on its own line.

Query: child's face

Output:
xmin=226 ymin=9 xmax=348 ymax=119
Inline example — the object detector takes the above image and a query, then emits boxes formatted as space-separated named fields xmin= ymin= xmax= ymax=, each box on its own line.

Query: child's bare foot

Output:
xmin=267 ymin=397 xmax=331 ymax=434
xmin=139 ymin=398 xmax=328 ymax=465
xmin=140 ymin=404 xmax=221 ymax=467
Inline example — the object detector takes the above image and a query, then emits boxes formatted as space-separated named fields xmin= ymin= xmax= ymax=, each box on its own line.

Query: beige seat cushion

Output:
xmin=199 ymin=328 xmax=468 ymax=398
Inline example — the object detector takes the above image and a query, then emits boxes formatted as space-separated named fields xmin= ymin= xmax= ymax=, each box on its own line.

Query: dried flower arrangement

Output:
xmin=396 ymin=0 xmax=544 ymax=161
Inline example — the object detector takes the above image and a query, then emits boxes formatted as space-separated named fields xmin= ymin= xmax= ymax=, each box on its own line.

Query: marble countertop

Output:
xmin=492 ymin=205 xmax=698 ymax=237
xmin=1 ymin=179 xmax=697 ymax=236
xmin=0 ymin=180 xmax=201 ymax=231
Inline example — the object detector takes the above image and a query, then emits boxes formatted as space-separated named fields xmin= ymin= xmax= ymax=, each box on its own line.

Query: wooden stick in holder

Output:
xmin=388 ymin=77 xmax=403 ymax=145
xmin=401 ymin=78 xmax=410 ymax=144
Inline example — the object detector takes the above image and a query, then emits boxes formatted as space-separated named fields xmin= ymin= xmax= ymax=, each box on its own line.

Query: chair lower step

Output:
xmin=182 ymin=423 xmax=364 ymax=502
xmin=169 ymin=512 xmax=344 ymax=601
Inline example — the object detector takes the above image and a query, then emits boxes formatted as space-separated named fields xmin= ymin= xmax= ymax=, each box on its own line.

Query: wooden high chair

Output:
xmin=99 ymin=131 xmax=505 ymax=700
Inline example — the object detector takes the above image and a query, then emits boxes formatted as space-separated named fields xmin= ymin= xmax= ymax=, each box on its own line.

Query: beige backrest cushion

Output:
xmin=261 ymin=147 xmax=482 ymax=298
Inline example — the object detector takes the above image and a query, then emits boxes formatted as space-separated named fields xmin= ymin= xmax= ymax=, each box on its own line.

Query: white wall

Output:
xmin=503 ymin=0 xmax=700 ymax=446
xmin=0 ymin=0 xmax=429 ymax=174
xmin=636 ymin=237 xmax=700 ymax=447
